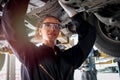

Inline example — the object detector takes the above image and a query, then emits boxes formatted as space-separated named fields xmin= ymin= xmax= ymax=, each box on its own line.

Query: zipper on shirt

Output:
xmin=39 ymin=64 xmax=55 ymax=80
xmin=54 ymin=51 xmax=57 ymax=55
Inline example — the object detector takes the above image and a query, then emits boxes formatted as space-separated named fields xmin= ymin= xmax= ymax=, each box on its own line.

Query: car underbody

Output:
xmin=0 ymin=0 xmax=120 ymax=57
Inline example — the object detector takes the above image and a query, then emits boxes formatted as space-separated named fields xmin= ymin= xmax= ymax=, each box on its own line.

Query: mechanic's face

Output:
xmin=39 ymin=17 xmax=61 ymax=42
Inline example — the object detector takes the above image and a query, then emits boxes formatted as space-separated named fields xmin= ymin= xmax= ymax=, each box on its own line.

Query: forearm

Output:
xmin=64 ymin=13 xmax=96 ymax=69
xmin=71 ymin=13 xmax=96 ymax=53
xmin=59 ymin=0 xmax=96 ymax=68
xmin=71 ymin=13 xmax=92 ymax=38
xmin=74 ymin=15 xmax=96 ymax=67
xmin=1 ymin=0 xmax=31 ymax=62
xmin=2 ymin=0 xmax=29 ymax=41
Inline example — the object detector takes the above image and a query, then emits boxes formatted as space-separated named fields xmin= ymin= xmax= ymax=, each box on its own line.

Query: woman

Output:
xmin=35 ymin=15 xmax=62 ymax=47
xmin=1 ymin=0 xmax=96 ymax=80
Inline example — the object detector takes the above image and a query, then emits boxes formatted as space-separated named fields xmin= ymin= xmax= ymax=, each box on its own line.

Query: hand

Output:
xmin=58 ymin=0 xmax=77 ymax=17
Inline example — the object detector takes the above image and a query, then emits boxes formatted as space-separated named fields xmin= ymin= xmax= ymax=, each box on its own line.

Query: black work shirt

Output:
xmin=1 ymin=0 xmax=96 ymax=80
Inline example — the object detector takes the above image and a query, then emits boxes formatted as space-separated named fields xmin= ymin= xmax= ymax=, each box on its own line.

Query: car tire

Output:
xmin=84 ymin=13 xmax=120 ymax=57
xmin=94 ymin=17 xmax=120 ymax=57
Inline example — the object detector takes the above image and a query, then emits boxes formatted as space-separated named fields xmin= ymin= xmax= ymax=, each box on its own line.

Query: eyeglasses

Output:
xmin=42 ymin=22 xmax=62 ymax=30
